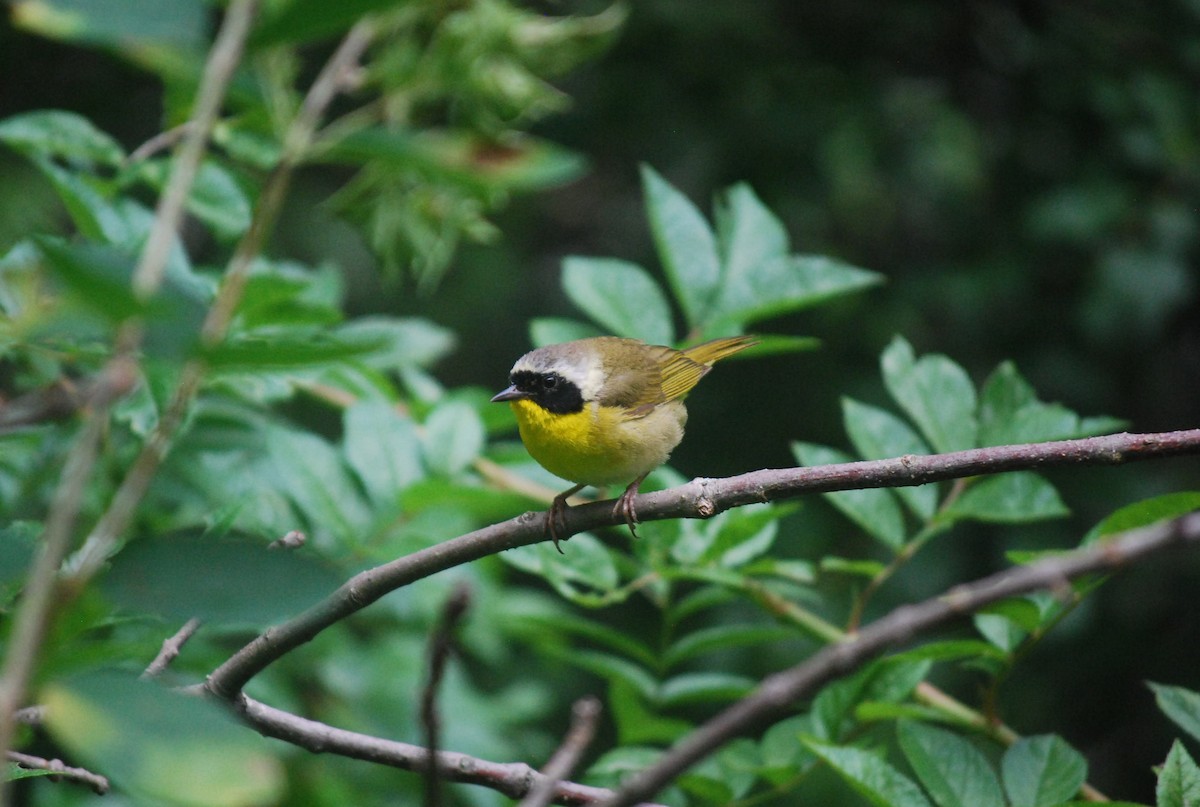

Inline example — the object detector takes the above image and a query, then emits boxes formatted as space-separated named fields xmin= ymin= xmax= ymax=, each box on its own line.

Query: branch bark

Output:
xmin=206 ymin=429 xmax=1200 ymax=698
xmin=599 ymin=511 xmax=1200 ymax=807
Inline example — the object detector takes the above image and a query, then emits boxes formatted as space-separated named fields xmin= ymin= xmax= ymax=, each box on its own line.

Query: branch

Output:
xmin=519 ymin=697 xmax=603 ymax=807
xmin=235 ymin=695 xmax=664 ymax=807
xmin=599 ymin=511 xmax=1200 ymax=807
xmin=142 ymin=618 xmax=203 ymax=679
xmin=421 ymin=583 xmax=470 ymax=807
xmin=205 ymin=429 xmax=1200 ymax=698
xmin=5 ymin=751 xmax=110 ymax=795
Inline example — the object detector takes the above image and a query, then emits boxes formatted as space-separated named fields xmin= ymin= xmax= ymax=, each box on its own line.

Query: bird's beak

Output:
xmin=490 ymin=385 xmax=527 ymax=403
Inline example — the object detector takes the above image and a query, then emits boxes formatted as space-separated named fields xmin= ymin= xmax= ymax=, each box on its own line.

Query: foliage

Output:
xmin=0 ymin=3 xmax=1198 ymax=807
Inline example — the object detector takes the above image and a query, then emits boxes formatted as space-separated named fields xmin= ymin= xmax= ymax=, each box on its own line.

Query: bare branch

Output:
xmin=142 ymin=618 xmax=203 ymax=679
xmin=421 ymin=583 xmax=471 ymax=807
xmin=268 ymin=530 xmax=307 ymax=550
xmin=5 ymin=751 xmax=109 ymax=795
xmin=519 ymin=697 xmax=603 ymax=807
xmin=205 ymin=429 xmax=1200 ymax=699
xmin=236 ymin=695 xmax=665 ymax=807
xmin=599 ymin=511 xmax=1200 ymax=807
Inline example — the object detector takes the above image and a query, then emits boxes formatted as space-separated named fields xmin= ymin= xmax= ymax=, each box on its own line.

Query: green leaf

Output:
xmin=0 ymin=522 xmax=39 ymax=604
xmin=500 ymin=533 xmax=619 ymax=601
xmin=529 ymin=317 xmax=603 ymax=347
xmin=206 ymin=331 xmax=387 ymax=370
xmin=978 ymin=362 xmax=1090 ymax=445
xmin=561 ymin=256 xmax=674 ymax=343
xmin=0 ymin=109 xmax=124 ymax=166
xmin=343 ymin=401 xmax=424 ymax=506
xmin=43 ymin=670 xmax=283 ymax=807
xmin=842 ymin=398 xmax=938 ymax=520
xmin=805 ymin=739 xmax=933 ymax=807
xmin=251 ymin=0 xmax=404 ymax=46
xmin=137 ymin=159 xmax=251 ymax=242
xmin=511 ymin=610 xmax=658 ymax=669
xmin=974 ymin=612 xmax=1026 ymax=653
xmin=36 ymin=236 xmax=141 ymax=320
xmin=102 ymin=533 xmax=340 ymax=627
xmin=1084 ymin=492 xmax=1200 ymax=545
xmin=641 ymin=164 xmax=720 ymax=326
xmin=608 ymin=679 xmax=692 ymax=745
xmin=942 ymin=472 xmax=1069 ymax=524
xmin=890 ymin=639 xmax=1008 ymax=665
xmin=793 ymin=441 xmax=907 ymax=549
xmin=658 ymin=672 xmax=755 ymax=706
xmin=881 ymin=336 xmax=978 ymax=453
xmin=1001 ymin=734 xmax=1087 ymax=807
xmin=897 ymin=720 xmax=1006 ymax=807
xmin=422 ymin=400 xmax=485 ymax=476
xmin=1157 ymin=740 xmax=1200 ymax=807
xmin=664 ymin=624 xmax=793 ymax=667
xmin=820 ymin=556 xmax=887 ymax=578
xmin=267 ymin=425 xmax=372 ymax=546
xmin=12 ymin=0 xmax=209 ymax=50
xmin=1149 ymin=682 xmax=1200 ymax=745
xmin=708 ymin=254 xmax=882 ymax=328
xmin=333 ymin=316 xmax=456 ymax=370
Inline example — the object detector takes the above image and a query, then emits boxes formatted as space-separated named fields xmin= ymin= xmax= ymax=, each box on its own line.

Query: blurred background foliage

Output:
xmin=1 ymin=0 xmax=1199 ymax=805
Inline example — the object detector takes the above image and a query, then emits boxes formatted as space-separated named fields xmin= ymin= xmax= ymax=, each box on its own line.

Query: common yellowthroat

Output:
xmin=491 ymin=335 xmax=757 ymax=547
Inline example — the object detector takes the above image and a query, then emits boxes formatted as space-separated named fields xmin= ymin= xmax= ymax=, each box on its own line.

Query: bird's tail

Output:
xmin=680 ymin=335 xmax=759 ymax=367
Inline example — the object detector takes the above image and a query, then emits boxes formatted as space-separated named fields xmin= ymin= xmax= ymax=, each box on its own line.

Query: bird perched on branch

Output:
xmin=492 ymin=335 xmax=757 ymax=548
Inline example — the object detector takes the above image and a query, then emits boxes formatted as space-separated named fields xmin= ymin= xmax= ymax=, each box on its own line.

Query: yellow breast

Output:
xmin=508 ymin=398 xmax=686 ymax=488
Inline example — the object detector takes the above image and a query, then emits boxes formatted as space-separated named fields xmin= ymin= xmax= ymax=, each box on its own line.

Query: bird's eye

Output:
xmin=542 ymin=374 xmax=558 ymax=389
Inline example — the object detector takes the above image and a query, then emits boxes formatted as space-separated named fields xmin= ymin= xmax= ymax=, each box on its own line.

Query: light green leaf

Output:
xmin=12 ymin=0 xmax=209 ymax=50
xmin=1157 ymin=740 xmax=1200 ymax=807
xmin=343 ymin=401 xmax=423 ymax=506
xmin=138 ymin=159 xmax=251 ymax=242
xmin=641 ymin=164 xmax=720 ymax=326
xmin=664 ymin=624 xmax=793 ymax=667
xmin=942 ymin=472 xmax=1069 ymax=524
xmin=979 ymin=362 xmax=1087 ymax=445
xmin=422 ymin=400 xmax=485 ymax=476
xmin=1001 ymin=734 xmax=1087 ymax=807
xmin=0 ymin=109 xmax=124 ymax=165
xmin=881 ymin=336 xmax=978 ymax=453
xmin=897 ymin=720 xmax=1006 ymax=807
xmin=333 ymin=316 xmax=456 ymax=370
xmin=102 ymin=533 xmax=340 ymax=627
xmin=658 ymin=672 xmax=755 ymax=706
xmin=561 ymin=256 xmax=674 ymax=343
xmin=805 ymin=739 xmax=933 ymax=807
xmin=0 ymin=522 xmax=39 ymax=603
xmin=608 ymin=679 xmax=692 ymax=745
xmin=708 ymin=253 xmax=883 ymax=328
xmin=43 ymin=670 xmax=283 ymax=807
xmin=1149 ymin=682 xmax=1200 ymax=746
xmin=1084 ymin=492 xmax=1200 ymax=545
xmin=842 ymin=397 xmax=938 ymax=520
xmin=793 ymin=441 xmax=907 ymax=549
xmin=500 ymin=533 xmax=619 ymax=601
xmin=974 ymin=612 xmax=1026 ymax=653
xmin=267 ymin=425 xmax=372 ymax=546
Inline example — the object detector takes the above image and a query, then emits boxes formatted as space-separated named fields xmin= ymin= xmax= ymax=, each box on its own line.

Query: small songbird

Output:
xmin=491 ymin=335 xmax=757 ymax=547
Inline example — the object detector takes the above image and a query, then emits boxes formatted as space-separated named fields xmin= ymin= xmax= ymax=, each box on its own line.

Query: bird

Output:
xmin=491 ymin=335 xmax=757 ymax=548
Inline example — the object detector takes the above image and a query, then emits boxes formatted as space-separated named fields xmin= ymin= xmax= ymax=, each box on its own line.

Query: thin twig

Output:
xmin=131 ymin=0 xmax=259 ymax=299
xmin=142 ymin=618 xmax=203 ymax=679
xmin=421 ymin=583 xmax=470 ymax=807
xmin=127 ymin=122 xmax=195 ymax=164
xmin=599 ymin=511 xmax=1200 ymax=807
xmin=5 ymin=751 xmax=110 ymax=795
xmin=518 ymin=697 xmax=603 ymax=807
xmin=62 ymin=19 xmax=377 ymax=584
xmin=0 ymin=361 xmax=135 ymax=807
xmin=235 ymin=695 xmax=665 ymax=807
xmin=205 ymin=429 xmax=1200 ymax=699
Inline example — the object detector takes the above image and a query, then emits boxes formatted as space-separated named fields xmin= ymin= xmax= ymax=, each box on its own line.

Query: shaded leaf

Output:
xmin=842 ymin=397 xmax=938 ymax=520
xmin=343 ymin=401 xmax=423 ymax=506
xmin=0 ymin=109 xmax=124 ymax=166
xmin=1001 ymin=734 xmax=1087 ymax=807
xmin=942 ymin=472 xmax=1069 ymax=524
xmin=664 ymin=624 xmax=793 ymax=667
xmin=1084 ymin=492 xmax=1200 ymax=545
xmin=529 ymin=316 xmax=603 ymax=347
xmin=102 ymin=532 xmax=340 ymax=626
xmin=658 ymin=672 xmax=755 ymax=706
xmin=805 ymin=739 xmax=933 ymax=807
xmin=500 ymin=533 xmax=619 ymax=601
xmin=422 ymin=400 xmax=485 ymax=476
xmin=794 ymin=441 xmax=907 ymax=549
xmin=708 ymin=254 xmax=882 ymax=329
xmin=1149 ymin=682 xmax=1200 ymax=746
xmin=42 ymin=670 xmax=282 ymax=807
xmin=897 ymin=720 xmax=1005 ymax=807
